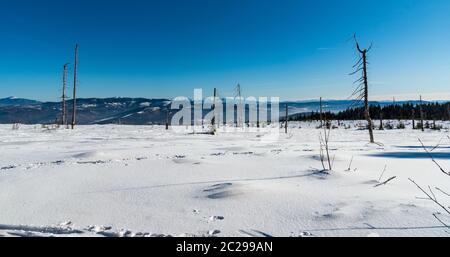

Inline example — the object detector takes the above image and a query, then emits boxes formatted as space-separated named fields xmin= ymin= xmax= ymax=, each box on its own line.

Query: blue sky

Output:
xmin=0 ymin=0 xmax=449 ymax=101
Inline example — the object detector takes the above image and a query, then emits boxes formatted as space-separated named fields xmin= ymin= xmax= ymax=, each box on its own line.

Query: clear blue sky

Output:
xmin=0 ymin=0 xmax=449 ymax=101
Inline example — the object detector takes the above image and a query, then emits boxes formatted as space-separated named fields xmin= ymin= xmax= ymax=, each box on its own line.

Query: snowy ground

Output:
xmin=1 ymin=121 xmax=450 ymax=237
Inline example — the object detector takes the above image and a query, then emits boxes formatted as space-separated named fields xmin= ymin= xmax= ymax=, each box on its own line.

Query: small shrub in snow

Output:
xmin=397 ymin=122 xmax=405 ymax=129
xmin=432 ymin=124 xmax=443 ymax=131
xmin=384 ymin=123 xmax=394 ymax=130
xmin=415 ymin=122 xmax=424 ymax=130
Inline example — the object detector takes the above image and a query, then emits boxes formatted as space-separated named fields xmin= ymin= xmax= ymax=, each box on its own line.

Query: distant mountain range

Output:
xmin=0 ymin=97 xmax=445 ymax=125
xmin=0 ymin=97 xmax=171 ymax=125
xmin=0 ymin=97 xmax=41 ymax=107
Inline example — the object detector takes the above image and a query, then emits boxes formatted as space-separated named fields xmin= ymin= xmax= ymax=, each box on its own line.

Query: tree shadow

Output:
xmin=368 ymin=152 xmax=450 ymax=159
xmin=395 ymin=145 xmax=450 ymax=150
xmin=306 ymin=224 xmax=448 ymax=232
xmin=87 ymin=171 xmax=323 ymax=194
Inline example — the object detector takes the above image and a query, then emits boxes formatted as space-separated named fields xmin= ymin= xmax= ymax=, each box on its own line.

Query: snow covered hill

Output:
xmin=1 ymin=122 xmax=450 ymax=237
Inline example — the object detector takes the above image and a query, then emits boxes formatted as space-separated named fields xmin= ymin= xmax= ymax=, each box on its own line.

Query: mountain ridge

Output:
xmin=0 ymin=97 xmax=447 ymax=125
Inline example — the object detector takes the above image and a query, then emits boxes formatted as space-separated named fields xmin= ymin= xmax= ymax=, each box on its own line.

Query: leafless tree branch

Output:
xmin=435 ymin=187 xmax=450 ymax=198
xmin=433 ymin=213 xmax=450 ymax=229
xmin=345 ymin=156 xmax=354 ymax=172
xmin=377 ymin=165 xmax=388 ymax=182
xmin=409 ymin=178 xmax=450 ymax=215
xmin=418 ymin=138 xmax=450 ymax=176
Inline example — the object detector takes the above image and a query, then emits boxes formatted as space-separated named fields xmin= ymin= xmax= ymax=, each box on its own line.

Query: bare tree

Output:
xmin=61 ymin=63 xmax=69 ymax=126
xmin=212 ymin=88 xmax=217 ymax=129
xmin=319 ymin=98 xmax=333 ymax=171
xmin=419 ymin=95 xmax=425 ymax=132
xmin=350 ymin=35 xmax=374 ymax=143
xmin=379 ymin=112 xmax=384 ymax=130
xmin=447 ymin=104 xmax=450 ymax=121
xmin=166 ymin=109 xmax=170 ymax=130
xmin=285 ymin=104 xmax=288 ymax=134
xmin=319 ymin=97 xmax=323 ymax=128
xmin=71 ymin=44 xmax=79 ymax=130
xmin=235 ymin=83 xmax=243 ymax=128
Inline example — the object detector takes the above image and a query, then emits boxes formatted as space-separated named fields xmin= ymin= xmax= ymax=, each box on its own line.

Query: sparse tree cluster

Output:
xmin=56 ymin=44 xmax=79 ymax=129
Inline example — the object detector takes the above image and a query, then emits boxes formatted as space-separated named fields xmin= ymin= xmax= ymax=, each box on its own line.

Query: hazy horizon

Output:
xmin=2 ymin=93 xmax=450 ymax=103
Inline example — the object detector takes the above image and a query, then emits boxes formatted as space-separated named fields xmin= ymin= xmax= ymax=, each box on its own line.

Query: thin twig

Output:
xmin=418 ymin=138 xmax=450 ymax=176
xmin=319 ymin=135 xmax=326 ymax=171
xmin=429 ymin=186 xmax=437 ymax=201
xmin=345 ymin=156 xmax=354 ymax=171
xmin=331 ymin=155 xmax=336 ymax=170
xmin=409 ymin=178 xmax=450 ymax=215
xmin=430 ymin=136 xmax=445 ymax=152
xmin=435 ymin=187 xmax=450 ymax=198
xmin=378 ymin=164 xmax=387 ymax=182
xmin=433 ymin=213 xmax=450 ymax=229
xmin=374 ymin=176 xmax=396 ymax=187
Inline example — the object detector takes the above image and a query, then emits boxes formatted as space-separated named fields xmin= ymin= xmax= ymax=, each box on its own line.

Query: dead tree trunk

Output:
xmin=212 ymin=88 xmax=217 ymax=128
xmin=319 ymin=97 xmax=323 ymax=128
xmin=166 ymin=109 xmax=170 ymax=130
xmin=379 ymin=112 xmax=383 ymax=130
xmin=285 ymin=104 xmax=288 ymax=134
xmin=256 ymin=98 xmax=260 ymax=128
xmin=412 ymin=108 xmax=416 ymax=129
xmin=419 ymin=95 xmax=425 ymax=132
xmin=236 ymin=84 xmax=242 ymax=128
xmin=361 ymin=49 xmax=374 ymax=142
xmin=351 ymin=35 xmax=374 ymax=143
xmin=71 ymin=44 xmax=79 ymax=130
xmin=61 ymin=63 xmax=68 ymax=126
xmin=447 ymin=104 xmax=450 ymax=121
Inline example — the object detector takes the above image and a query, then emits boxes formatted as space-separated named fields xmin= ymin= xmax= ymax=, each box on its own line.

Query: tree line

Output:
xmin=289 ymin=102 xmax=450 ymax=122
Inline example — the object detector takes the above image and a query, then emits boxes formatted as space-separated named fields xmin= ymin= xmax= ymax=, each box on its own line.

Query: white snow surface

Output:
xmin=1 ymin=122 xmax=450 ymax=237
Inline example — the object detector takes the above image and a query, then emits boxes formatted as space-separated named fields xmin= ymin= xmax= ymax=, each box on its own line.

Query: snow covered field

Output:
xmin=1 ymin=122 xmax=450 ymax=237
